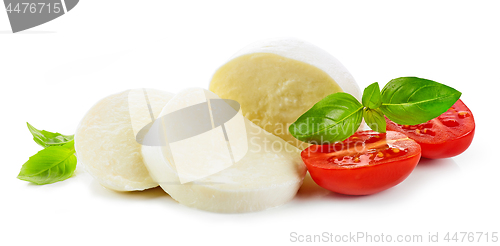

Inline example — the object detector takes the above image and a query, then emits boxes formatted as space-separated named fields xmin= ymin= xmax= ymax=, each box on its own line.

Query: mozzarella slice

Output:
xmin=141 ymin=88 xmax=306 ymax=213
xmin=210 ymin=38 xmax=361 ymax=149
xmin=75 ymin=89 xmax=174 ymax=191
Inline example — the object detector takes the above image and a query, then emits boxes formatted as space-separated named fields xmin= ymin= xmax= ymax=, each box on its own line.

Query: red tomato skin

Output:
xmin=301 ymin=131 xmax=421 ymax=195
xmin=307 ymin=153 xmax=420 ymax=195
xmin=418 ymin=128 xmax=475 ymax=159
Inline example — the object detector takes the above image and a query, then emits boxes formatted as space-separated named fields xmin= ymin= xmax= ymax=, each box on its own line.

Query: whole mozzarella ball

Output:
xmin=210 ymin=38 xmax=361 ymax=149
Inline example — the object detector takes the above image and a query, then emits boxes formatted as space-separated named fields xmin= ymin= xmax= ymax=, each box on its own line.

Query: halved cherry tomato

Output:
xmin=301 ymin=131 xmax=421 ymax=195
xmin=385 ymin=99 xmax=475 ymax=159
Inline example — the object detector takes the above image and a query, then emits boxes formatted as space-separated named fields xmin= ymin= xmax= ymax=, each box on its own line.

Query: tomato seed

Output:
xmin=458 ymin=111 xmax=470 ymax=118
xmin=442 ymin=119 xmax=459 ymax=127
xmin=422 ymin=129 xmax=436 ymax=136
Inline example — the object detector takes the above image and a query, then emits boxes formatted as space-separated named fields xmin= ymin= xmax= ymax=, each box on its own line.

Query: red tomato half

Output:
xmin=385 ymin=99 xmax=475 ymax=159
xmin=301 ymin=131 xmax=421 ymax=195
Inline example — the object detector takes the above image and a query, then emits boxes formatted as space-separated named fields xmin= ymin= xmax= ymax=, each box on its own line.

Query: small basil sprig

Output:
xmin=290 ymin=77 xmax=461 ymax=144
xmin=27 ymin=122 xmax=74 ymax=148
xmin=18 ymin=123 xmax=77 ymax=185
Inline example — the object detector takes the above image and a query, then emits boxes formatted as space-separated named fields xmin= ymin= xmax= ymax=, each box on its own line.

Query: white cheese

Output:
xmin=141 ymin=88 xmax=307 ymax=213
xmin=75 ymin=89 xmax=174 ymax=191
xmin=210 ymin=38 xmax=362 ymax=149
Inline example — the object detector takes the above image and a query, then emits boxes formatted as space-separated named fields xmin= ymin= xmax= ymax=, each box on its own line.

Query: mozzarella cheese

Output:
xmin=75 ymin=89 xmax=174 ymax=191
xmin=210 ymin=38 xmax=361 ymax=149
xmin=141 ymin=88 xmax=307 ymax=213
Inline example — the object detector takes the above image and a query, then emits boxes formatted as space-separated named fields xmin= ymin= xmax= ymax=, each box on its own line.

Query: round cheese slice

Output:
xmin=141 ymin=88 xmax=307 ymax=213
xmin=209 ymin=38 xmax=362 ymax=149
xmin=75 ymin=89 xmax=174 ymax=191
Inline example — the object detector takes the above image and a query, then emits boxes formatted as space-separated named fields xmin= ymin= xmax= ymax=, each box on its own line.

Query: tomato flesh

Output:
xmin=301 ymin=131 xmax=421 ymax=195
xmin=385 ymin=99 xmax=475 ymax=159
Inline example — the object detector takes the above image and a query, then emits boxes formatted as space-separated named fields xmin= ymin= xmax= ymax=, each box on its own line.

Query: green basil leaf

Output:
xmin=289 ymin=92 xmax=363 ymax=144
xmin=363 ymin=108 xmax=386 ymax=133
xmin=27 ymin=122 xmax=74 ymax=148
xmin=362 ymin=82 xmax=382 ymax=109
xmin=380 ymin=77 xmax=461 ymax=125
xmin=17 ymin=140 xmax=77 ymax=185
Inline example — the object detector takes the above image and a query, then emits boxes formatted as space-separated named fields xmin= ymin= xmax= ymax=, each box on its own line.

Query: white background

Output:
xmin=1 ymin=1 xmax=499 ymax=245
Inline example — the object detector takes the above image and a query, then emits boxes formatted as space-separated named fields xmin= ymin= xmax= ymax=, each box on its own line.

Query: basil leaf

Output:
xmin=27 ymin=122 xmax=74 ymax=148
xmin=289 ymin=92 xmax=363 ymax=144
xmin=362 ymin=82 xmax=382 ymax=109
xmin=363 ymin=108 xmax=386 ymax=133
xmin=380 ymin=77 xmax=461 ymax=125
xmin=17 ymin=140 xmax=77 ymax=185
